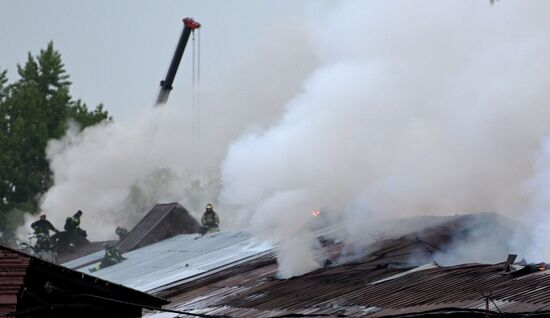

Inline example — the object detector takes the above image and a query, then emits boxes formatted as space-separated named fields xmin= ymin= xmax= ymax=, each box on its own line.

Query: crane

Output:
xmin=156 ymin=17 xmax=201 ymax=105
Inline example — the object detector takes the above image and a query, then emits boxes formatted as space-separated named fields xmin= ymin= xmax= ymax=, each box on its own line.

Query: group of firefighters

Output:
xmin=30 ymin=210 xmax=86 ymax=252
xmin=30 ymin=203 xmax=220 ymax=271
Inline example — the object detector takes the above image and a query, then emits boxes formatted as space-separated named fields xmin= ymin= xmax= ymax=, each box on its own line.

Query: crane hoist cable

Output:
xmin=191 ymin=28 xmax=207 ymax=203
xmin=191 ymin=27 xmax=201 ymax=179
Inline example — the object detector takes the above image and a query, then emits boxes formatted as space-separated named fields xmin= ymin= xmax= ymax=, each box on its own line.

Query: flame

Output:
xmin=312 ymin=209 xmax=321 ymax=217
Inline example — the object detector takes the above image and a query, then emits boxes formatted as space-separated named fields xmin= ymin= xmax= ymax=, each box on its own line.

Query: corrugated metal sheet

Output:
xmin=143 ymin=214 xmax=550 ymax=317
xmin=117 ymin=202 xmax=199 ymax=253
xmin=62 ymin=203 xmax=201 ymax=270
xmin=57 ymin=240 xmax=117 ymax=264
xmin=80 ymin=230 xmax=272 ymax=292
xmin=151 ymin=259 xmax=550 ymax=317
xmin=62 ymin=248 xmax=105 ymax=269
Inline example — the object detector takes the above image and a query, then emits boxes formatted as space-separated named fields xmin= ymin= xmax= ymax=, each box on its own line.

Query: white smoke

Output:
xmin=40 ymin=110 xmax=204 ymax=240
xmin=219 ymin=0 xmax=550 ymax=277
xmin=23 ymin=1 xmax=550 ymax=276
xmin=512 ymin=138 xmax=550 ymax=262
xmin=30 ymin=16 xmax=317 ymax=241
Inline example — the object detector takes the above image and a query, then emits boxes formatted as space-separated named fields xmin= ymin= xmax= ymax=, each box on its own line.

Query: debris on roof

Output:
xmin=140 ymin=214 xmax=550 ymax=317
xmin=57 ymin=212 xmax=550 ymax=317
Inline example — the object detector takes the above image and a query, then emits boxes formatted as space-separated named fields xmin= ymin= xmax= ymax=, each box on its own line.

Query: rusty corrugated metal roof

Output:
xmin=145 ymin=214 xmax=550 ymax=317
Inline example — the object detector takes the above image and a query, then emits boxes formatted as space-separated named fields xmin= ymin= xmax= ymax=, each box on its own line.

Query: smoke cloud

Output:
xmin=512 ymin=138 xmax=550 ymax=263
xmin=29 ymin=17 xmax=317 ymax=241
xmin=219 ymin=1 xmax=550 ymax=277
xmin=20 ymin=1 xmax=550 ymax=278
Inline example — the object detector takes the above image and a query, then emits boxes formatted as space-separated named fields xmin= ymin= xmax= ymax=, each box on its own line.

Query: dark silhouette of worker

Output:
xmin=64 ymin=210 xmax=82 ymax=231
xmin=115 ymin=226 xmax=128 ymax=240
xmin=64 ymin=210 xmax=87 ymax=250
xmin=200 ymin=203 xmax=219 ymax=235
xmin=89 ymin=244 xmax=126 ymax=272
xmin=31 ymin=215 xmax=58 ymax=252
xmin=31 ymin=215 xmax=58 ymax=238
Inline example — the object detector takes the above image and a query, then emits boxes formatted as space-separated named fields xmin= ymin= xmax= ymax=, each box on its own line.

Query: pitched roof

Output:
xmin=141 ymin=214 xmax=550 ymax=317
xmin=0 ymin=245 xmax=168 ymax=317
xmin=0 ymin=247 xmax=30 ymax=316
xmin=57 ymin=240 xmax=117 ymax=264
xmin=78 ymin=230 xmax=271 ymax=292
xmin=116 ymin=203 xmax=200 ymax=253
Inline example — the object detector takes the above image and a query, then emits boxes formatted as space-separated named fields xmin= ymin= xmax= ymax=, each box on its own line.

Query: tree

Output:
xmin=0 ymin=42 xmax=111 ymax=245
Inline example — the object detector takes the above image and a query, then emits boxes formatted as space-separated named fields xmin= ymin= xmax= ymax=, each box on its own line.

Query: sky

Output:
xmin=0 ymin=0 xmax=331 ymax=119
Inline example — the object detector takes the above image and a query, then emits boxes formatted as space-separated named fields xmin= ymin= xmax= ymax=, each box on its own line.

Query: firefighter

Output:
xmin=89 ymin=244 xmax=126 ymax=272
xmin=200 ymin=203 xmax=219 ymax=235
xmin=30 ymin=215 xmax=58 ymax=252
xmin=64 ymin=210 xmax=87 ymax=250
xmin=64 ymin=210 xmax=82 ymax=231
xmin=115 ymin=226 xmax=128 ymax=240
xmin=31 ymin=215 xmax=58 ymax=238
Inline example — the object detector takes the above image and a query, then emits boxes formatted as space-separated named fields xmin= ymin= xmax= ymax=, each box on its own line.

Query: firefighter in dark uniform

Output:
xmin=115 ymin=226 xmax=128 ymax=240
xmin=64 ymin=210 xmax=87 ymax=250
xmin=31 ymin=215 xmax=58 ymax=252
xmin=64 ymin=210 xmax=82 ymax=232
xmin=200 ymin=203 xmax=220 ymax=235
xmin=31 ymin=215 xmax=58 ymax=237
xmin=90 ymin=244 xmax=126 ymax=272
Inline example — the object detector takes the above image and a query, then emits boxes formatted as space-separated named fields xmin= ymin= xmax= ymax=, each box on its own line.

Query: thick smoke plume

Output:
xmin=219 ymin=1 xmax=550 ymax=277
xmin=22 ymin=1 xmax=550 ymax=278
xmin=29 ymin=19 xmax=316 ymax=241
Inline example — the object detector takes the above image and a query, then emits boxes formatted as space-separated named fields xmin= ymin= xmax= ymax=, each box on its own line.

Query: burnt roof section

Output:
xmin=117 ymin=202 xmax=200 ymax=253
xmin=149 ymin=214 xmax=550 ymax=317
xmin=0 ymin=245 xmax=168 ymax=317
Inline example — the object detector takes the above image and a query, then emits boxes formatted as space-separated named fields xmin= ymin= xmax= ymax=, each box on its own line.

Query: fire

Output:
xmin=312 ymin=209 xmax=321 ymax=217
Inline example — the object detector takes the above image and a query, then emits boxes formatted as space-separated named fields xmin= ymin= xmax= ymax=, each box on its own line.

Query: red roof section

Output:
xmin=0 ymin=248 xmax=30 ymax=316
xmin=151 ymin=214 xmax=550 ymax=317
xmin=0 ymin=245 xmax=168 ymax=317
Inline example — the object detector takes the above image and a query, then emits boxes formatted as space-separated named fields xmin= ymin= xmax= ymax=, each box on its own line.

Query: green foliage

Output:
xmin=0 ymin=41 xmax=111 ymax=246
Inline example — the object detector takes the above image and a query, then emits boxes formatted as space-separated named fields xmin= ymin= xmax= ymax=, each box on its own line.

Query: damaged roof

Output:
xmin=151 ymin=260 xmax=550 ymax=317
xmin=141 ymin=214 xmax=550 ymax=317
xmin=63 ymin=212 xmax=550 ymax=317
